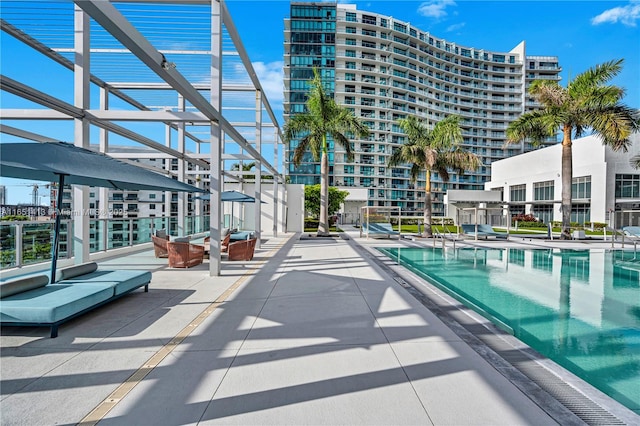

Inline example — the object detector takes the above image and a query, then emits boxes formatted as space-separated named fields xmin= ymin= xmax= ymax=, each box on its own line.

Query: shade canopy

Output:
xmin=197 ymin=190 xmax=264 ymax=203
xmin=0 ymin=142 xmax=205 ymax=193
xmin=0 ymin=141 xmax=205 ymax=283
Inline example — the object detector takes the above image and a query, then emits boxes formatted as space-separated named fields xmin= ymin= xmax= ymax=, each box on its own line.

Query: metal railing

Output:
xmin=0 ymin=215 xmax=210 ymax=270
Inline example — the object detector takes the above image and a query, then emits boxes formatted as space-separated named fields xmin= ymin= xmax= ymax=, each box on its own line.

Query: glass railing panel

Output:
xmin=1 ymin=223 xmax=17 ymax=268
xmin=136 ymin=218 xmax=153 ymax=244
xmin=1 ymin=215 xmax=210 ymax=271
xmin=89 ymin=220 xmax=104 ymax=253
xmin=22 ymin=222 xmax=55 ymax=266
xmin=107 ymin=219 xmax=131 ymax=249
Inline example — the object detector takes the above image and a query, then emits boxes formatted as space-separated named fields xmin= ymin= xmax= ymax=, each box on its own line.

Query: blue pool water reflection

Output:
xmin=377 ymin=247 xmax=640 ymax=413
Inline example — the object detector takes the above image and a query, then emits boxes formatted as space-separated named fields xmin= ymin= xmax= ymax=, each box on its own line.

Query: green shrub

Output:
xmin=516 ymin=221 xmax=547 ymax=228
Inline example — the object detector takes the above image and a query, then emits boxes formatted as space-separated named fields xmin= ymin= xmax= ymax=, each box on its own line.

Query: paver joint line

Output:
xmin=77 ymin=239 xmax=288 ymax=425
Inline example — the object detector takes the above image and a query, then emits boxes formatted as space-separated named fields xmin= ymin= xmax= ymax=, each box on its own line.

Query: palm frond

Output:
xmin=529 ymin=80 xmax=566 ymax=107
xmin=409 ymin=163 xmax=423 ymax=182
xmin=569 ymin=59 xmax=623 ymax=96
xmin=506 ymin=111 xmax=555 ymax=145
xmin=631 ymin=155 xmax=640 ymax=169
xmin=589 ymin=104 xmax=640 ymax=152
xmin=430 ymin=115 xmax=463 ymax=149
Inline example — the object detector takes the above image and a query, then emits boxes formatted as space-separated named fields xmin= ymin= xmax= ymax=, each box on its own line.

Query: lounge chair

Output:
xmin=166 ymin=241 xmax=205 ymax=268
xmin=461 ymin=224 xmax=508 ymax=239
xmin=622 ymin=226 xmax=640 ymax=239
xmin=0 ymin=262 xmax=151 ymax=338
xmin=362 ymin=222 xmax=400 ymax=239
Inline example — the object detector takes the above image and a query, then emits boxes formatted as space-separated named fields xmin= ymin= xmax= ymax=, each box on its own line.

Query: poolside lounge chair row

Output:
xmin=461 ymin=224 xmax=509 ymax=239
xmin=362 ymin=222 xmax=400 ymax=239
xmin=0 ymin=262 xmax=151 ymax=338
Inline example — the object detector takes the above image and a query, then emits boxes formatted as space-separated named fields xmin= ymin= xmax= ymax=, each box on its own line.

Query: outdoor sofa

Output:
xmin=0 ymin=262 xmax=151 ymax=338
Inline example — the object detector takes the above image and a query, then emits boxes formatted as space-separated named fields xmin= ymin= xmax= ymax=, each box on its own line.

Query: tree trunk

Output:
xmin=560 ymin=126 xmax=573 ymax=240
xmin=423 ymin=169 xmax=432 ymax=237
xmin=318 ymin=137 xmax=330 ymax=237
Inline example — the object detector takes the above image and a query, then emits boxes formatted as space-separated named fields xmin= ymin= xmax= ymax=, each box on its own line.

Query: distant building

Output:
xmin=483 ymin=133 xmax=640 ymax=227
xmin=284 ymin=2 xmax=561 ymax=216
xmin=0 ymin=185 xmax=6 ymax=205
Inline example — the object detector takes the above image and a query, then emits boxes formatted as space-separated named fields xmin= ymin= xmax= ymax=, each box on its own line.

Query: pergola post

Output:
xmin=254 ymin=90 xmax=262 ymax=247
xmin=208 ymin=0 xmax=223 ymax=276
xmin=73 ymin=4 xmax=90 ymax=265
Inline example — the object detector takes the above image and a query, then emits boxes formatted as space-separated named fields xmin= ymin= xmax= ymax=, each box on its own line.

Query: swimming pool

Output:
xmin=377 ymin=247 xmax=640 ymax=414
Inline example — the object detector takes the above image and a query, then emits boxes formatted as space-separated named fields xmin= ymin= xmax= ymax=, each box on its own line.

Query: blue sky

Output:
xmin=225 ymin=0 xmax=639 ymax=114
xmin=2 ymin=0 xmax=639 ymax=204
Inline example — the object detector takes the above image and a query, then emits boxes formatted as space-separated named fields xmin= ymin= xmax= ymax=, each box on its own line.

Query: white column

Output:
xmin=164 ymin=124 xmax=172 ymax=234
xmin=99 ymin=86 xmax=110 ymax=251
xmin=73 ymin=5 xmax=90 ymax=264
xmin=209 ymin=0 xmax=223 ymax=276
xmin=273 ymin=128 xmax=279 ymax=237
xmin=177 ymin=95 xmax=186 ymax=236
xmin=254 ymin=90 xmax=262 ymax=246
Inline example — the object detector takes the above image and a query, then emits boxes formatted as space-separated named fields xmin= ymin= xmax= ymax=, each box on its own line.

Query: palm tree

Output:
xmin=283 ymin=68 xmax=370 ymax=236
xmin=507 ymin=59 xmax=639 ymax=239
xmin=230 ymin=161 xmax=256 ymax=180
xmin=388 ymin=115 xmax=481 ymax=237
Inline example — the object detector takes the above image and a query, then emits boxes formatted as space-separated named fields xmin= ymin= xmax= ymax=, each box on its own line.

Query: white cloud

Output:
xmin=591 ymin=0 xmax=640 ymax=27
xmin=252 ymin=61 xmax=284 ymax=108
xmin=417 ymin=0 xmax=457 ymax=19
xmin=446 ymin=22 xmax=466 ymax=32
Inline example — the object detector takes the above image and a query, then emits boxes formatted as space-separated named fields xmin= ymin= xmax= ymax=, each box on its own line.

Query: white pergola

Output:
xmin=0 ymin=0 xmax=285 ymax=275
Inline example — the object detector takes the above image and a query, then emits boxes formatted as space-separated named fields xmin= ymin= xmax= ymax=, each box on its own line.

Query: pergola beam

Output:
xmin=0 ymin=75 xmax=210 ymax=169
xmin=74 ymin=0 xmax=283 ymax=183
xmin=1 ymin=18 xmax=208 ymax=146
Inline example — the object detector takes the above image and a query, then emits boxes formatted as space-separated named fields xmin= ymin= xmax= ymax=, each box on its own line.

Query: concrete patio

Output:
xmin=1 ymin=231 xmax=638 ymax=425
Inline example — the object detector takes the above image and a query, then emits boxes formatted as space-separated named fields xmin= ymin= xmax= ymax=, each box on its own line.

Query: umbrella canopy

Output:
xmin=0 ymin=142 xmax=204 ymax=192
xmin=197 ymin=190 xmax=264 ymax=203
xmin=0 ymin=142 xmax=205 ymax=283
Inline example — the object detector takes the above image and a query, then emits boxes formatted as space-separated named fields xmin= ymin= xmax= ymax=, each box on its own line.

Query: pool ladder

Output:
xmin=606 ymin=227 xmax=638 ymax=256
xmin=432 ymin=227 xmax=457 ymax=249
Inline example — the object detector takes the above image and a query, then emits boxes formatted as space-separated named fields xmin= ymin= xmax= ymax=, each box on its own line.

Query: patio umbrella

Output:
xmin=196 ymin=190 xmax=265 ymax=229
xmin=0 ymin=142 xmax=205 ymax=282
xmin=196 ymin=190 xmax=264 ymax=203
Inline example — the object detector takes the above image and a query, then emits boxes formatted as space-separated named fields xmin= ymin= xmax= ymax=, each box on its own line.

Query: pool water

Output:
xmin=377 ymin=247 xmax=640 ymax=414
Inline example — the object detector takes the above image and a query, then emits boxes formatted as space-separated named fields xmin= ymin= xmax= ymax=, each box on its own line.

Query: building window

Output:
xmin=615 ymin=174 xmax=640 ymax=198
xmin=533 ymin=180 xmax=554 ymax=201
xmin=345 ymin=12 xmax=357 ymax=22
xmin=571 ymin=203 xmax=591 ymax=224
xmin=362 ymin=14 xmax=376 ymax=25
xmin=510 ymin=184 xmax=525 ymax=202
xmin=572 ymin=176 xmax=591 ymax=200
xmin=149 ymin=193 xmax=156 ymax=199
xmin=532 ymin=205 xmax=553 ymax=224
xmin=149 ymin=204 xmax=156 ymax=210
xmin=346 ymin=26 xmax=356 ymax=34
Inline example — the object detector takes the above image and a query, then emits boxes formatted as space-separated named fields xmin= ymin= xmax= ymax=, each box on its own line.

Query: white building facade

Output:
xmin=485 ymin=134 xmax=640 ymax=228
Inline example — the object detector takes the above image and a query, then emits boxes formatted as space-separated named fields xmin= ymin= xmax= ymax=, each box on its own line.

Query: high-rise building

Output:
xmin=0 ymin=185 xmax=6 ymax=206
xmin=284 ymin=2 xmax=561 ymax=216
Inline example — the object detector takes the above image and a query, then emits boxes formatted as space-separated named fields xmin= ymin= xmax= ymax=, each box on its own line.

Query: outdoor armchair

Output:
xmin=203 ymin=234 xmax=231 ymax=254
xmin=151 ymin=235 xmax=169 ymax=258
xmin=227 ymin=238 xmax=256 ymax=261
xmin=167 ymin=241 xmax=204 ymax=268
